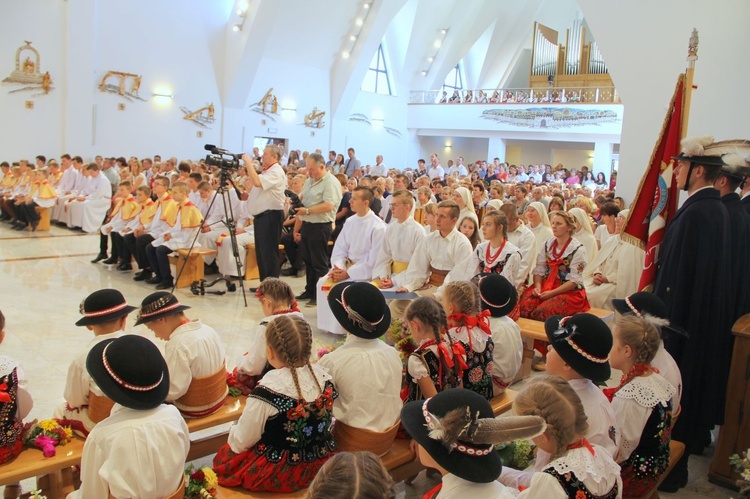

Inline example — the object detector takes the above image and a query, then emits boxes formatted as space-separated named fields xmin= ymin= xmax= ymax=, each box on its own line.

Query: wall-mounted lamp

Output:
xmin=152 ymin=92 xmax=174 ymax=99
xmin=280 ymin=107 xmax=297 ymax=112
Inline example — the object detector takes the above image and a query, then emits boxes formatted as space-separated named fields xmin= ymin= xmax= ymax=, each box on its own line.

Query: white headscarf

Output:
xmin=454 ymin=186 xmax=476 ymax=215
xmin=527 ymin=201 xmax=550 ymax=228
xmin=569 ymin=207 xmax=594 ymax=235
xmin=485 ymin=199 xmax=504 ymax=213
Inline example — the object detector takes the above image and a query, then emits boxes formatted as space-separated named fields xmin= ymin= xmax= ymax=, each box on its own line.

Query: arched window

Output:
xmin=361 ymin=44 xmax=392 ymax=95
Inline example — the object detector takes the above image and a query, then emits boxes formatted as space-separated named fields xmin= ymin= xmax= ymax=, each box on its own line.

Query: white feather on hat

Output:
xmin=680 ymin=136 xmax=714 ymax=156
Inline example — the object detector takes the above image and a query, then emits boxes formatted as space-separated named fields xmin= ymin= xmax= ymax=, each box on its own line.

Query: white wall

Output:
xmin=416 ymin=136 xmax=490 ymax=167
xmin=579 ymin=0 xmax=750 ymax=201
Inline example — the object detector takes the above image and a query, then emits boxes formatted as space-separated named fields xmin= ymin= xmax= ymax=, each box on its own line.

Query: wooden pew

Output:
xmin=383 ymin=389 xmax=517 ymax=483
xmin=0 ymin=397 xmax=247 ymax=497
xmin=33 ymin=206 xmax=50 ymax=231
xmin=168 ymin=247 xmax=219 ymax=288
xmin=214 ymin=486 xmax=308 ymax=498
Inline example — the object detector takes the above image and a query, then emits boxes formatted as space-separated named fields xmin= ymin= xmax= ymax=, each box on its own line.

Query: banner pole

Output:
xmin=681 ymin=28 xmax=699 ymax=139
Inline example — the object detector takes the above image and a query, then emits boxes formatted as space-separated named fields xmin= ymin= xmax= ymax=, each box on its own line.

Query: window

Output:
xmin=442 ymin=63 xmax=464 ymax=91
xmin=362 ymin=44 xmax=392 ymax=95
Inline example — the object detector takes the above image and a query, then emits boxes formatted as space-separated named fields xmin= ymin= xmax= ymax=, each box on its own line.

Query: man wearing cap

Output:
xmin=71 ymin=335 xmax=189 ymax=498
xmin=54 ymin=289 xmax=137 ymax=436
xmin=653 ymin=137 xmax=733 ymax=491
xmin=136 ymin=292 xmax=227 ymax=418
xmin=318 ymin=282 xmax=402 ymax=454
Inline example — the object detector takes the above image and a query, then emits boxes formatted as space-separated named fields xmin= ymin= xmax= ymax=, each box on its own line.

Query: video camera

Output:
xmin=204 ymin=144 xmax=241 ymax=171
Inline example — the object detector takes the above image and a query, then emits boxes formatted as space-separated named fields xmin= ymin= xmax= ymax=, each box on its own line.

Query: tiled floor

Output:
xmin=0 ymin=223 xmax=736 ymax=497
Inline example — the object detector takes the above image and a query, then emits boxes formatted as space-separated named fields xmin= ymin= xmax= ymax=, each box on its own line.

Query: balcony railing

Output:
xmin=409 ymin=87 xmax=621 ymax=105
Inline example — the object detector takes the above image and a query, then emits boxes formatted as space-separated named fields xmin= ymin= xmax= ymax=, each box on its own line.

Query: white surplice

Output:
xmin=583 ymin=235 xmax=645 ymax=310
xmin=67 ymin=173 xmax=112 ymax=232
xmin=372 ymin=216 xmax=425 ymax=288
xmin=316 ymin=210 xmax=387 ymax=335
xmin=317 ymin=335 xmax=402 ymax=432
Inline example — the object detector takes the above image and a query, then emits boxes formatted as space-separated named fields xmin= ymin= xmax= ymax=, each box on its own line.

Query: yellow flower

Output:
xmin=38 ymin=419 xmax=58 ymax=432
xmin=202 ymin=467 xmax=218 ymax=490
xmin=63 ymin=427 xmax=73 ymax=440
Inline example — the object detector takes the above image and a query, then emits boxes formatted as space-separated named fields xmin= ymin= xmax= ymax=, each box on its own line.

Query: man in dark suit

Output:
xmin=654 ymin=137 xmax=733 ymax=492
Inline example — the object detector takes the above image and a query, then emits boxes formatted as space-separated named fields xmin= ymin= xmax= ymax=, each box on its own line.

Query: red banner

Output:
xmin=621 ymin=74 xmax=684 ymax=291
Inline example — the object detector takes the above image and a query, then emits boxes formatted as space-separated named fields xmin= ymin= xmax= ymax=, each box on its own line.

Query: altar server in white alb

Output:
xmin=67 ymin=163 xmax=113 ymax=232
xmin=135 ymin=292 xmax=228 ymax=418
xmin=316 ymin=186 xmax=386 ymax=335
xmin=373 ymin=189 xmax=425 ymax=291
xmin=197 ymin=180 xmax=247 ymax=269
xmin=70 ymin=334 xmax=189 ymax=499
xmin=390 ymin=200 xmax=474 ymax=318
xmin=51 ymin=156 xmax=85 ymax=222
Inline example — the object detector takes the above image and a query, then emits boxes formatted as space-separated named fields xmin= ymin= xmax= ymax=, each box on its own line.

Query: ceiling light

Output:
xmin=350 ymin=35 xmax=357 ymax=41
xmin=342 ymin=51 xmax=350 ymax=59
xmin=428 ymin=56 xmax=434 ymax=62
xmin=434 ymin=40 xmax=442 ymax=48
xmin=441 ymin=29 xmax=447 ymax=35
xmin=356 ymin=17 xmax=363 ymax=26
xmin=421 ymin=70 xmax=427 ymax=76
xmin=236 ymin=9 xmax=244 ymax=16
xmin=232 ymin=24 xmax=241 ymax=32
xmin=364 ymin=2 xmax=370 ymax=8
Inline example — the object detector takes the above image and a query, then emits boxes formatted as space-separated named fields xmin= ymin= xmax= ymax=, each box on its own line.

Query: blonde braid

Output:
xmin=265 ymin=315 xmax=314 ymax=401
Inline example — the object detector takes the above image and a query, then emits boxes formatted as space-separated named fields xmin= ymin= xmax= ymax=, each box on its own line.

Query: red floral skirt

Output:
xmin=518 ymin=286 xmax=590 ymax=321
xmin=0 ymin=434 xmax=23 ymax=465
xmin=213 ymin=443 xmax=331 ymax=493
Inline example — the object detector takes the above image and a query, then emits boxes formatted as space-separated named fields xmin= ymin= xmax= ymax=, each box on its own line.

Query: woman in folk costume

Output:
xmin=402 ymin=297 xmax=466 ymax=404
xmin=0 ymin=310 xmax=33 ymax=464
xmin=568 ymin=207 xmax=598 ymax=270
xmin=442 ymin=281 xmax=494 ymax=400
xmin=476 ymin=275 xmax=523 ymax=397
xmin=319 ymin=282 xmax=402 ymax=456
xmin=470 ymin=211 xmax=524 ymax=289
xmin=452 ymin=186 xmax=478 ymax=225
xmin=213 ymin=315 xmax=337 ymax=493
xmin=515 ymin=376 xmax=622 ymax=498
xmin=584 ymin=209 xmax=646 ymax=310
xmin=54 ymin=290 xmax=137 ymax=437
xmin=401 ymin=388 xmax=546 ymax=498
xmin=229 ymin=278 xmax=302 ymax=395
xmin=605 ymin=314 xmax=675 ymax=497
xmin=519 ymin=210 xmax=590 ymax=320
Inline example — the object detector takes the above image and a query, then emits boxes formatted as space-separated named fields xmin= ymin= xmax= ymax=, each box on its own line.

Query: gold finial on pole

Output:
xmin=681 ymin=28 xmax=699 ymax=139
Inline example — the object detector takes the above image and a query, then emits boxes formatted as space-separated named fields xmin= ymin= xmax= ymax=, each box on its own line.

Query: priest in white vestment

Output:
xmin=317 ymin=186 xmax=387 ymax=335
xmin=584 ymin=210 xmax=644 ymax=310
xmin=67 ymin=164 xmax=112 ymax=232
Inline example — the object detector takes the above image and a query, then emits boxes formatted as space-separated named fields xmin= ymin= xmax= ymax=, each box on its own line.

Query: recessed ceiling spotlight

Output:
xmin=350 ymin=35 xmax=357 ymax=41
xmin=342 ymin=51 xmax=351 ymax=59
xmin=356 ymin=17 xmax=363 ymax=26
xmin=441 ymin=29 xmax=447 ymax=35
xmin=232 ymin=24 xmax=241 ymax=32
xmin=434 ymin=40 xmax=442 ymax=48
xmin=428 ymin=56 xmax=434 ymax=62
xmin=421 ymin=70 xmax=427 ymax=76
xmin=364 ymin=3 xmax=370 ymax=8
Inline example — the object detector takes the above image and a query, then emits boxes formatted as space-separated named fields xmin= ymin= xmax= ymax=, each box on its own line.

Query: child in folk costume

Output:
xmin=135 ymin=292 xmax=228 ymax=418
xmin=306 ymin=451 xmax=393 ymax=499
xmin=70 ymin=335 xmax=189 ymax=499
xmin=54 ymin=289 xmax=136 ymax=436
xmin=319 ymin=282 xmax=402 ymax=456
xmin=13 ymin=168 xmax=57 ymax=231
xmin=611 ymin=292 xmax=683 ymax=413
xmin=99 ymin=181 xmax=139 ymax=267
xmin=402 ymin=297 xmax=465 ymax=404
xmin=475 ymin=274 xmax=523 ymax=396
xmin=144 ymin=181 xmax=203 ymax=289
xmin=499 ymin=313 xmax=619 ymax=489
xmin=229 ymin=278 xmax=302 ymax=395
xmin=0 ymin=309 xmax=33 ymax=464
xmin=401 ymin=388 xmax=546 ymax=498
xmin=514 ymin=375 xmax=623 ymax=498
xmin=213 ymin=315 xmax=337 ymax=493
xmin=442 ymin=281 xmax=494 ymax=400
xmin=605 ymin=314 xmax=675 ymax=497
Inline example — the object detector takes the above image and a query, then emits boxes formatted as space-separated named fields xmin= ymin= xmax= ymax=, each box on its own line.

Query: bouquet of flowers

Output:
xmin=22 ymin=419 xmax=73 ymax=457
xmin=496 ymin=439 xmax=534 ymax=470
xmin=729 ymin=449 xmax=750 ymax=497
xmin=185 ymin=463 xmax=218 ymax=499
xmin=387 ymin=318 xmax=417 ymax=359
xmin=316 ymin=338 xmax=345 ymax=360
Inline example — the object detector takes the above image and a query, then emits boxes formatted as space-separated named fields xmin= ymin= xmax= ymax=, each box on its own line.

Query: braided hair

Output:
xmin=307 ymin=451 xmax=392 ymax=499
xmin=264 ymin=315 xmax=323 ymax=402
xmin=257 ymin=277 xmax=296 ymax=310
xmin=443 ymin=281 xmax=481 ymax=319
xmin=613 ymin=314 xmax=662 ymax=389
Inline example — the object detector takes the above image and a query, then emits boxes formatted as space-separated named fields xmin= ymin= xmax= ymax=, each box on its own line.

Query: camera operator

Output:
xmin=241 ymin=144 xmax=287 ymax=285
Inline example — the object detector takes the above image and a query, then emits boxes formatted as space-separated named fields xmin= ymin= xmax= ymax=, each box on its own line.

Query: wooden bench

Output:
xmin=214 ymin=485 xmax=308 ymax=498
xmin=34 ymin=206 xmax=50 ymax=231
xmin=168 ymin=247 xmax=219 ymax=288
xmin=516 ymin=308 xmax=615 ymax=377
xmin=0 ymin=396 xmax=247 ymax=497
xmin=383 ymin=389 xmax=517 ymax=482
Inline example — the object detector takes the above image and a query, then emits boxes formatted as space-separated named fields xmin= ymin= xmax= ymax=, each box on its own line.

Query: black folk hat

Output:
xmin=328 ymin=282 xmax=390 ymax=339
xmin=75 ymin=289 xmax=137 ymax=327
xmin=86 ymin=335 xmax=170 ymax=410
xmin=134 ymin=292 xmax=191 ymax=326
xmin=476 ymin=274 xmax=517 ymax=318
xmin=611 ymin=292 xmax=688 ymax=338
xmin=401 ymin=388 xmax=545 ymax=483
xmin=545 ymin=313 xmax=612 ymax=383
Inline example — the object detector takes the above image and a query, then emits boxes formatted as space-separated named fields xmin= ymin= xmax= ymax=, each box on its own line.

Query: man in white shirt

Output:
xmin=391 ymin=200 xmax=474 ymax=317
xmin=72 ymin=334 xmax=189 ymax=499
xmin=317 ymin=186 xmax=386 ymax=334
xmin=242 ymin=145 xmax=287 ymax=283
xmin=500 ymin=204 xmax=536 ymax=287
xmin=67 ymin=163 xmax=112 ymax=233
xmin=370 ymin=155 xmax=387 ymax=177
xmin=456 ymin=156 xmax=469 ymax=177
xmin=427 ymin=153 xmax=445 ymax=181
xmin=379 ymin=174 xmax=413 ymax=223
xmin=374 ymin=189 xmax=425 ymax=289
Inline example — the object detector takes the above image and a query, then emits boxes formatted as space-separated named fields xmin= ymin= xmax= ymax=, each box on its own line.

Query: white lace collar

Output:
xmin=615 ymin=373 xmax=675 ymax=409
xmin=544 ymin=445 xmax=621 ymax=484
xmin=260 ymin=364 xmax=332 ymax=397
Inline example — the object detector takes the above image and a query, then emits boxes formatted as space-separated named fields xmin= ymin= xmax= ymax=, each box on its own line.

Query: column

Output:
xmin=593 ymin=141 xmax=614 ymax=178
xmin=488 ymin=136 xmax=507 ymax=162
